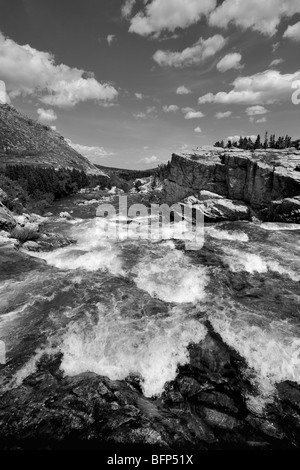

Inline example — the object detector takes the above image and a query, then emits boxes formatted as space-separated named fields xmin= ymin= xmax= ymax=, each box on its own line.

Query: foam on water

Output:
xmin=222 ymin=248 xmax=300 ymax=281
xmin=209 ymin=307 xmax=300 ymax=403
xmin=260 ymin=222 xmax=300 ymax=231
xmin=132 ymin=250 xmax=209 ymax=303
xmin=60 ymin=303 xmax=207 ymax=397
xmin=205 ymin=226 xmax=249 ymax=242
xmin=29 ymin=219 xmax=124 ymax=275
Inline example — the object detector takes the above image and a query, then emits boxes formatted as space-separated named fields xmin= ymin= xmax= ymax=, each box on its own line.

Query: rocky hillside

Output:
xmin=157 ymin=147 xmax=300 ymax=223
xmin=0 ymin=104 xmax=99 ymax=174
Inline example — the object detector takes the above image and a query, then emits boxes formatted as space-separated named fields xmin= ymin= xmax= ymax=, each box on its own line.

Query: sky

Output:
xmin=0 ymin=0 xmax=300 ymax=169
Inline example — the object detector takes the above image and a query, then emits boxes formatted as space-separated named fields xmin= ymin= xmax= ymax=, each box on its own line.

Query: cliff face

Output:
xmin=159 ymin=147 xmax=300 ymax=222
xmin=0 ymin=104 xmax=100 ymax=174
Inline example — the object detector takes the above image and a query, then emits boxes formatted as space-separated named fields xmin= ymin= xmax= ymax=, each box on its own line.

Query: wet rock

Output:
xmin=0 ymin=201 xmax=16 ymax=231
xmin=59 ymin=211 xmax=72 ymax=219
xmin=22 ymin=241 xmax=40 ymax=251
xmin=267 ymin=196 xmax=300 ymax=223
xmin=0 ymin=188 xmax=8 ymax=202
xmin=197 ymin=391 xmax=240 ymax=415
xmin=199 ymin=407 xmax=242 ymax=430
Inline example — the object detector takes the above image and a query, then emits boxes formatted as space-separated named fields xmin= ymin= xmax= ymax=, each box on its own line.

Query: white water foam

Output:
xmin=60 ymin=303 xmax=207 ymax=397
xmin=260 ymin=222 xmax=300 ymax=231
xmin=132 ymin=250 xmax=209 ymax=303
xmin=209 ymin=308 xmax=300 ymax=404
xmin=29 ymin=219 xmax=124 ymax=275
xmin=205 ymin=226 xmax=249 ymax=242
xmin=222 ymin=248 xmax=300 ymax=281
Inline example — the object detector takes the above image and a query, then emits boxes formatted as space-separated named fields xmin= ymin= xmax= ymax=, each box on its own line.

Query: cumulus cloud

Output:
xmin=121 ymin=0 xmax=137 ymax=19
xmin=198 ymin=69 xmax=300 ymax=105
xmin=135 ymin=92 xmax=144 ymax=99
xmin=153 ymin=34 xmax=226 ymax=67
xmin=283 ymin=21 xmax=300 ymax=41
xmin=176 ymin=85 xmax=191 ymax=95
xmin=0 ymin=32 xmax=118 ymax=108
xmin=194 ymin=127 xmax=202 ymax=133
xmin=127 ymin=0 xmax=217 ymax=37
xmin=256 ymin=117 xmax=267 ymax=123
xmin=67 ymin=139 xmax=115 ymax=163
xmin=209 ymin=0 xmax=300 ymax=36
xmin=133 ymin=112 xmax=147 ymax=119
xmin=106 ymin=34 xmax=117 ymax=46
xmin=246 ymin=105 xmax=268 ymax=123
xmin=245 ymin=105 xmax=268 ymax=116
xmin=182 ymin=107 xmax=205 ymax=119
xmin=163 ymin=104 xmax=179 ymax=112
xmin=143 ymin=155 xmax=160 ymax=164
xmin=269 ymin=58 xmax=284 ymax=66
xmin=215 ymin=111 xmax=232 ymax=119
xmin=37 ymin=108 xmax=57 ymax=124
xmin=228 ymin=135 xmax=257 ymax=142
xmin=216 ymin=52 xmax=243 ymax=72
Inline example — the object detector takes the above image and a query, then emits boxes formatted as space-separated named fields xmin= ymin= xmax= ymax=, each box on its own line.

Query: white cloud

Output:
xmin=216 ymin=52 xmax=243 ymax=72
xmin=135 ymin=92 xmax=144 ymax=99
xmin=245 ymin=105 xmax=268 ymax=116
xmin=198 ymin=69 xmax=300 ymax=105
xmin=209 ymin=0 xmax=300 ymax=36
xmin=127 ymin=0 xmax=217 ymax=37
xmin=269 ymin=58 xmax=284 ymax=66
xmin=106 ymin=34 xmax=116 ymax=46
xmin=272 ymin=42 xmax=280 ymax=52
xmin=67 ymin=140 xmax=115 ymax=163
xmin=133 ymin=112 xmax=147 ymax=119
xmin=121 ymin=0 xmax=137 ymax=18
xmin=215 ymin=111 xmax=232 ymax=119
xmin=143 ymin=155 xmax=160 ymax=164
xmin=153 ymin=34 xmax=226 ymax=67
xmin=163 ymin=104 xmax=179 ymax=112
xmin=228 ymin=135 xmax=257 ymax=142
xmin=256 ymin=117 xmax=267 ymax=123
xmin=176 ymin=85 xmax=191 ymax=95
xmin=37 ymin=108 xmax=57 ymax=124
xmin=184 ymin=111 xmax=205 ymax=119
xmin=283 ymin=21 xmax=300 ymax=41
xmin=182 ymin=107 xmax=205 ymax=119
xmin=194 ymin=127 xmax=202 ymax=133
xmin=246 ymin=105 xmax=268 ymax=123
xmin=0 ymin=32 xmax=118 ymax=108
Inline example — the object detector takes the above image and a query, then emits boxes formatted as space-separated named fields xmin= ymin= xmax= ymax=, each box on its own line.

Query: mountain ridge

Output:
xmin=0 ymin=104 xmax=101 ymax=174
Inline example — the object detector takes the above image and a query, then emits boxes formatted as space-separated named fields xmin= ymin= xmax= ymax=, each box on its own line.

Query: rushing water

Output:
xmin=1 ymin=194 xmax=300 ymax=410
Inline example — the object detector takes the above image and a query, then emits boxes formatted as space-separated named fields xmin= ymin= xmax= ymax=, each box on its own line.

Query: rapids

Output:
xmin=1 ymin=194 xmax=300 ymax=409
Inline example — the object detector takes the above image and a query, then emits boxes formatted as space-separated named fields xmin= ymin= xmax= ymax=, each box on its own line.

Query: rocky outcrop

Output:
xmin=0 ymin=104 xmax=100 ymax=174
xmin=0 ymin=328 xmax=298 ymax=450
xmin=0 ymin=201 xmax=16 ymax=231
xmin=158 ymin=148 xmax=300 ymax=223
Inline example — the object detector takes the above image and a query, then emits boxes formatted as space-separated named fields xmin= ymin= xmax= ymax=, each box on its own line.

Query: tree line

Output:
xmin=0 ymin=164 xmax=109 ymax=214
xmin=214 ymin=133 xmax=300 ymax=150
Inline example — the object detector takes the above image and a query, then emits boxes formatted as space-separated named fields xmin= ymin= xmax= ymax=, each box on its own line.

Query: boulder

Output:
xmin=0 ymin=202 xmax=16 ymax=231
xmin=22 ymin=241 xmax=40 ymax=251
xmin=266 ymin=196 xmax=300 ymax=223
xmin=59 ymin=211 xmax=72 ymax=219
xmin=0 ymin=188 xmax=8 ymax=202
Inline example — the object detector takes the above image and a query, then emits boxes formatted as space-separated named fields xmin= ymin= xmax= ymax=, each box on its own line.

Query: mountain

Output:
xmin=0 ymin=104 xmax=99 ymax=174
